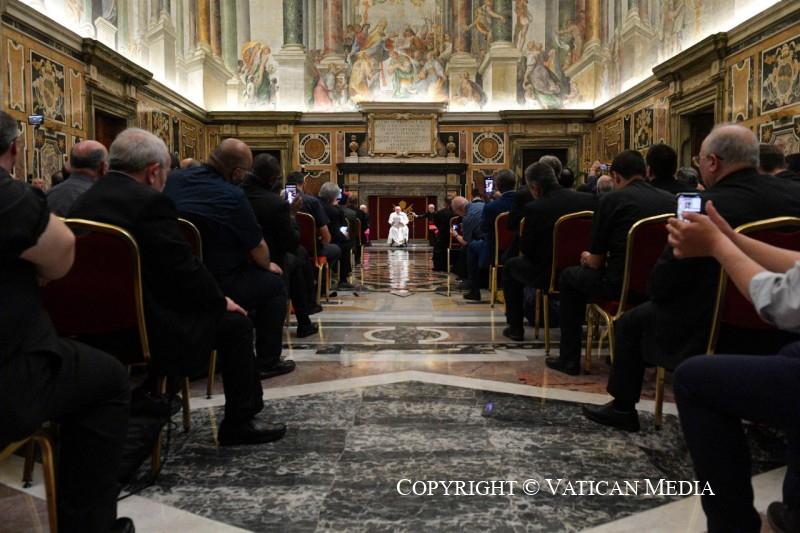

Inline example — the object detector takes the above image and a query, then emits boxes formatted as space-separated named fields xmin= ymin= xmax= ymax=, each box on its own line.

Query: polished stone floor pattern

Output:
xmin=139 ymin=382 xmax=783 ymax=532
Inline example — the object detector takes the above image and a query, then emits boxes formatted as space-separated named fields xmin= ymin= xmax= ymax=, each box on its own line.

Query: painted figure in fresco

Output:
xmin=414 ymin=51 xmax=447 ymax=99
xmin=455 ymin=72 xmax=488 ymax=109
xmin=513 ymin=0 xmax=531 ymax=50
xmin=467 ymin=0 xmax=506 ymax=45
xmin=557 ymin=11 xmax=585 ymax=67
xmin=659 ymin=0 xmax=687 ymax=59
xmin=349 ymin=51 xmax=377 ymax=102
xmin=312 ymin=66 xmax=335 ymax=111
xmin=240 ymin=42 xmax=275 ymax=107
xmin=523 ymin=42 xmax=563 ymax=109
xmin=387 ymin=50 xmax=416 ymax=98
xmin=438 ymin=33 xmax=453 ymax=64
xmin=347 ymin=23 xmax=371 ymax=64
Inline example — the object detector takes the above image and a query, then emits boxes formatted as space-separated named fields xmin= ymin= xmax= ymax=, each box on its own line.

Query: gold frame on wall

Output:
xmin=367 ymin=113 xmax=439 ymax=157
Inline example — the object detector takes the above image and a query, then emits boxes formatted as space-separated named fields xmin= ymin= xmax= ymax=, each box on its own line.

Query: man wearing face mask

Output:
xmin=165 ymin=139 xmax=294 ymax=378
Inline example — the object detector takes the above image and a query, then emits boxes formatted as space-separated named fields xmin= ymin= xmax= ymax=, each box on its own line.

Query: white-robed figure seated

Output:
xmin=387 ymin=206 xmax=410 ymax=247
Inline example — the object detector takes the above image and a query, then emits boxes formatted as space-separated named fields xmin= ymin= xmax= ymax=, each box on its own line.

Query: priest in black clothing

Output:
xmin=646 ymin=143 xmax=696 ymax=194
xmin=548 ymin=150 xmax=676 ymax=376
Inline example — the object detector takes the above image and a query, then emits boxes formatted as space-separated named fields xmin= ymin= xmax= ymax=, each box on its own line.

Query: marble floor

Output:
xmin=1 ymin=245 xmax=786 ymax=532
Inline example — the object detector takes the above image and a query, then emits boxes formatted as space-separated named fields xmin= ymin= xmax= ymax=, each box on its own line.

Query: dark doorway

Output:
xmin=680 ymin=106 xmax=715 ymax=166
xmin=252 ymin=149 xmax=282 ymax=163
xmin=94 ymin=110 xmax=127 ymax=149
xmin=522 ymin=148 xmax=569 ymax=174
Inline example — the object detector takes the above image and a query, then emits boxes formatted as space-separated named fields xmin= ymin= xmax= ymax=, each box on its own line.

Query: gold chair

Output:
xmin=446 ymin=216 xmax=463 ymax=296
xmin=297 ymin=212 xmax=330 ymax=303
xmin=489 ymin=211 xmax=513 ymax=307
xmin=3 ymin=431 xmax=57 ymax=532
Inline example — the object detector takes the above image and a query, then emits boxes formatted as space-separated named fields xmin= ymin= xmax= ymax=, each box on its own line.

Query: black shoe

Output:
xmin=338 ymin=281 xmax=355 ymax=290
xmin=308 ymin=303 xmax=323 ymax=315
xmin=110 ymin=517 xmax=135 ymax=533
xmin=582 ymin=401 xmax=640 ymax=432
xmin=463 ymin=290 xmax=482 ymax=302
xmin=296 ymin=323 xmax=319 ymax=338
xmin=455 ymin=280 xmax=470 ymax=291
xmin=545 ymin=356 xmax=580 ymax=376
xmin=218 ymin=418 xmax=287 ymax=446
xmin=258 ymin=359 xmax=296 ymax=379
xmin=502 ymin=326 xmax=524 ymax=342
xmin=131 ymin=387 xmax=181 ymax=417
xmin=768 ymin=501 xmax=800 ymax=533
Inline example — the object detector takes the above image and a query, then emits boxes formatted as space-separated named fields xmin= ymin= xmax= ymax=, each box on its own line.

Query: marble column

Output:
xmin=210 ymin=0 xmax=222 ymax=57
xmin=117 ymin=0 xmax=129 ymax=51
xmin=584 ymin=0 xmax=602 ymax=50
xmin=197 ymin=0 xmax=211 ymax=50
xmin=80 ymin=0 xmax=95 ymax=37
xmin=322 ymin=0 xmax=343 ymax=59
xmin=638 ymin=0 xmax=649 ymax=23
xmin=220 ymin=0 xmax=237 ymax=71
xmin=482 ymin=0 xmax=519 ymax=104
xmin=147 ymin=0 xmax=177 ymax=84
xmin=236 ymin=0 xmax=250 ymax=51
xmin=449 ymin=0 xmax=477 ymax=103
xmin=620 ymin=0 xmax=654 ymax=82
xmin=306 ymin=0 xmax=317 ymax=50
xmin=151 ymin=0 xmax=162 ymax=21
xmin=175 ymin=0 xmax=184 ymax=56
xmin=276 ymin=0 xmax=310 ymax=110
xmin=564 ymin=0 xmax=605 ymax=105
xmin=491 ymin=0 xmax=512 ymax=43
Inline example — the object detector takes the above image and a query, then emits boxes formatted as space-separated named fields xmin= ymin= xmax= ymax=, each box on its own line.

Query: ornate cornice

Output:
xmin=592 ymin=77 xmax=667 ymax=121
xmin=141 ymin=79 xmax=207 ymax=123
xmin=652 ymin=33 xmax=728 ymax=84
xmin=499 ymin=110 xmax=594 ymax=122
xmin=81 ymin=38 xmax=152 ymax=87
xmin=206 ymin=111 xmax=304 ymax=123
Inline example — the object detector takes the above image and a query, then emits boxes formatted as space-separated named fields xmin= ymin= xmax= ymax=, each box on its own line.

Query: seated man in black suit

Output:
xmin=584 ymin=124 xmax=800 ymax=432
xmin=502 ymin=162 xmax=597 ymax=341
xmin=646 ymin=143 xmax=696 ymax=194
xmin=46 ymin=140 xmax=108 ymax=216
xmin=164 ymin=139 xmax=294 ymax=378
xmin=760 ymin=143 xmax=800 ymax=181
xmin=549 ymin=150 xmax=676 ymax=375
xmin=71 ymin=128 xmax=286 ymax=445
xmin=318 ymin=181 xmax=355 ymax=290
xmin=245 ymin=154 xmax=319 ymax=337
xmin=432 ymin=197 xmax=454 ymax=271
xmin=0 ymin=111 xmax=132 ymax=532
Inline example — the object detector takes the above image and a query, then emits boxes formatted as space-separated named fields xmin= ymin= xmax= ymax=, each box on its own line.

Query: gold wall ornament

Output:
xmin=446 ymin=135 xmax=456 ymax=156
xmin=349 ymin=134 xmax=360 ymax=156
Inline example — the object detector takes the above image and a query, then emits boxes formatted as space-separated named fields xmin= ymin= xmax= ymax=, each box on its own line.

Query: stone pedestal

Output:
xmin=564 ymin=44 xmax=607 ymax=106
xmin=620 ymin=13 xmax=655 ymax=84
xmin=275 ymin=44 xmax=310 ymax=110
xmin=146 ymin=17 xmax=177 ymax=85
xmin=226 ymin=76 xmax=243 ymax=109
xmin=94 ymin=17 xmax=117 ymax=49
xmin=481 ymin=42 xmax=520 ymax=106
xmin=185 ymin=49 xmax=232 ymax=109
xmin=448 ymin=52 xmax=478 ymax=102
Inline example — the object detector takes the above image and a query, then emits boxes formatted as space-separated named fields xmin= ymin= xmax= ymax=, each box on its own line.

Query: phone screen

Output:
xmin=28 ymin=114 xmax=44 ymax=126
xmin=677 ymin=194 xmax=702 ymax=221
xmin=452 ymin=224 xmax=459 ymax=232
xmin=485 ymin=178 xmax=494 ymax=195
xmin=285 ymin=184 xmax=297 ymax=204
xmin=339 ymin=225 xmax=349 ymax=236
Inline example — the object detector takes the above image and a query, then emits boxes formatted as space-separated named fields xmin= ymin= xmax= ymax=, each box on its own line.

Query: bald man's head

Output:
xmin=208 ymin=138 xmax=253 ymax=183
xmin=699 ymin=123 xmax=759 ymax=187
xmin=451 ymin=195 xmax=468 ymax=215
xmin=70 ymin=140 xmax=108 ymax=179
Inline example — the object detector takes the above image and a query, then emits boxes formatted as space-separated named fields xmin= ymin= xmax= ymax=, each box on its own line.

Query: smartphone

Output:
xmin=339 ymin=225 xmax=349 ymax=237
xmin=452 ymin=224 xmax=460 ymax=233
xmin=677 ymin=193 xmax=702 ymax=221
xmin=285 ymin=184 xmax=297 ymax=204
xmin=484 ymin=177 xmax=494 ymax=195
xmin=28 ymin=114 xmax=44 ymax=126
xmin=599 ymin=163 xmax=608 ymax=173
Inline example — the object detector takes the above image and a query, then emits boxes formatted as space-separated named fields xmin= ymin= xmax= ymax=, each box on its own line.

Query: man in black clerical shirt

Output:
xmin=584 ymin=124 xmax=800 ymax=432
xmin=164 ymin=139 xmax=294 ymax=378
xmin=71 ymin=128 xmax=286 ymax=445
xmin=319 ymin=181 xmax=355 ymax=289
xmin=646 ymin=143 xmax=696 ymax=194
xmin=245 ymin=154 xmax=319 ymax=337
xmin=432 ymin=197 xmax=454 ymax=271
xmin=502 ymin=162 xmax=597 ymax=341
xmin=287 ymin=171 xmax=343 ymax=276
xmin=548 ymin=150 xmax=676 ymax=376
xmin=760 ymin=143 xmax=800 ymax=181
xmin=0 ymin=111 xmax=133 ymax=533
xmin=46 ymin=140 xmax=108 ymax=216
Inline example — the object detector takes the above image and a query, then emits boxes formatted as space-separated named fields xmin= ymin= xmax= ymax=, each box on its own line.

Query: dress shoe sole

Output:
xmin=218 ymin=429 xmax=287 ymax=446
xmin=296 ymin=327 xmax=319 ymax=339
xmin=545 ymin=361 xmax=580 ymax=376
xmin=259 ymin=365 xmax=296 ymax=379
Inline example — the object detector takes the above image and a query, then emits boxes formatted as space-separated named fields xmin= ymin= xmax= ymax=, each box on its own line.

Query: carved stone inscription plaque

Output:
xmin=368 ymin=113 xmax=438 ymax=157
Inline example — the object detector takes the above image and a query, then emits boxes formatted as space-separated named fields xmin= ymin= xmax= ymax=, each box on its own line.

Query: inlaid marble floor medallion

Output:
xmin=139 ymin=382 xmax=784 ymax=532
xmin=358 ymin=246 xmax=449 ymax=293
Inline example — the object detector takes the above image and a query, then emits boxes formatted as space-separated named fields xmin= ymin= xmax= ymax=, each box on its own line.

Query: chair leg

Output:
xmin=34 ymin=434 xmax=57 ymax=533
xmin=22 ymin=440 xmax=35 ymax=487
xmin=543 ymin=293 xmax=551 ymax=354
xmin=584 ymin=307 xmax=594 ymax=373
xmin=489 ymin=266 xmax=496 ymax=307
xmin=607 ymin=320 xmax=617 ymax=364
xmin=316 ymin=265 xmax=324 ymax=304
xmin=533 ymin=290 xmax=541 ymax=340
xmin=655 ymin=367 xmax=665 ymax=430
xmin=446 ymin=249 xmax=452 ymax=297
xmin=207 ymin=350 xmax=217 ymax=399
xmin=151 ymin=432 xmax=162 ymax=475
xmin=181 ymin=378 xmax=191 ymax=432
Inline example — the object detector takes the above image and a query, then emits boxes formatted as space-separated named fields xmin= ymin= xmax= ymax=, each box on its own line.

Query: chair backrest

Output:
xmin=178 ymin=217 xmax=203 ymax=260
xmin=493 ymin=211 xmax=513 ymax=266
xmin=614 ymin=213 xmax=673 ymax=315
xmin=296 ymin=211 xmax=319 ymax=257
xmin=707 ymin=216 xmax=800 ymax=353
xmin=354 ymin=218 xmax=363 ymax=247
xmin=548 ymin=211 xmax=594 ymax=293
xmin=41 ymin=219 xmax=150 ymax=361
xmin=449 ymin=216 xmax=462 ymax=249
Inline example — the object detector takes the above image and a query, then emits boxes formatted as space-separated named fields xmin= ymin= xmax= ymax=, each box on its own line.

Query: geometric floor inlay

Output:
xmin=139 ymin=382 xmax=785 ymax=532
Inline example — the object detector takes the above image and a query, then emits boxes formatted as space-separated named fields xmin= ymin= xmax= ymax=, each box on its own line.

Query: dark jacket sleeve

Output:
xmin=136 ymin=193 xmax=226 ymax=314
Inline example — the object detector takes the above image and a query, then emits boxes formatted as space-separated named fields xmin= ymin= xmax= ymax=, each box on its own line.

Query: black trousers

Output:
xmin=607 ymin=302 xmax=651 ymax=408
xmin=218 ymin=265 xmax=287 ymax=367
xmin=284 ymin=252 xmax=311 ymax=325
xmin=558 ymin=265 xmax=616 ymax=363
xmin=0 ymin=340 xmax=130 ymax=533
xmin=334 ymin=239 xmax=353 ymax=281
xmin=674 ymin=341 xmax=800 ymax=533
xmin=215 ymin=312 xmax=265 ymax=421
xmin=503 ymin=255 xmax=544 ymax=329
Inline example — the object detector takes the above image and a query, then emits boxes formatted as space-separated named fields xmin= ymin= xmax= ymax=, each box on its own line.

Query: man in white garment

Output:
xmin=387 ymin=205 xmax=409 ymax=247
